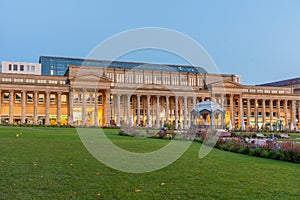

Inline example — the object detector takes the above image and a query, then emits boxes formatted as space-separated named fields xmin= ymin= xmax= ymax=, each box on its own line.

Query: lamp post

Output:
xmin=110 ymin=94 xmax=113 ymax=126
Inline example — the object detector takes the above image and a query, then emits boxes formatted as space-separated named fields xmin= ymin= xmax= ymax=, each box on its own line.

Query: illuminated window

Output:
xmin=38 ymin=94 xmax=45 ymax=103
xmin=50 ymin=94 xmax=56 ymax=104
xmin=61 ymin=95 xmax=67 ymax=104
xmin=3 ymin=93 xmax=9 ymax=102
xmin=15 ymin=93 xmax=21 ymax=103
xmin=27 ymin=93 xmax=33 ymax=103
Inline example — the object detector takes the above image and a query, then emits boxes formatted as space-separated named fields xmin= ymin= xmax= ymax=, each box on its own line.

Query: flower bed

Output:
xmin=215 ymin=137 xmax=300 ymax=163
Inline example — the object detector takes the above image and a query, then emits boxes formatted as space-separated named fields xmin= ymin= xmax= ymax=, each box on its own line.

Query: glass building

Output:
xmin=39 ymin=56 xmax=207 ymax=76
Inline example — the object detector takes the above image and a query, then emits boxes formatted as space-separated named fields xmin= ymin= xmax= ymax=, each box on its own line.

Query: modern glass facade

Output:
xmin=39 ymin=56 xmax=207 ymax=76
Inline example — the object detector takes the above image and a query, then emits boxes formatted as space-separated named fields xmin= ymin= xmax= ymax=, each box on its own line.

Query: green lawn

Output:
xmin=0 ymin=127 xmax=299 ymax=200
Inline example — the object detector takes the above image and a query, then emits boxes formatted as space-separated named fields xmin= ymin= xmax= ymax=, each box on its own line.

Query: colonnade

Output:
xmin=0 ymin=89 xmax=66 ymax=125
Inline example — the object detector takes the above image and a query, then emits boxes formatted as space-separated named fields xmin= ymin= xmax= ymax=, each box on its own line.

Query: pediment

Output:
xmin=209 ymin=80 xmax=243 ymax=88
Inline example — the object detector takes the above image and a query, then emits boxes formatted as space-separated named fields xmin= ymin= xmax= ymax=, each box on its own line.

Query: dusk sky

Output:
xmin=1 ymin=0 xmax=300 ymax=85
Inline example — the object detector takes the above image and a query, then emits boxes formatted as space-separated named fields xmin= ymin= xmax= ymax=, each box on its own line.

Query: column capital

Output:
xmin=45 ymin=90 xmax=50 ymax=94
xmin=57 ymin=91 xmax=62 ymax=95
xmin=9 ymin=89 xmax=14 ymax=93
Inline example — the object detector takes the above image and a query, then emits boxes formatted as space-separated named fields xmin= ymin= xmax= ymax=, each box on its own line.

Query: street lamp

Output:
xmin=110 ymin=94 xmax=113 ymax=126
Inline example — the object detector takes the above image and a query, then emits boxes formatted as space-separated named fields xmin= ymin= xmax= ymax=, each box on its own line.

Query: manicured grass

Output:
xmin=0 ymin=127 xmax=299 ymax=199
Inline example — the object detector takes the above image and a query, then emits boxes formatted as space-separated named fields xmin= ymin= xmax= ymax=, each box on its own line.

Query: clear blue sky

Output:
xmin=1 ymin=0 xmax=300 ymax=85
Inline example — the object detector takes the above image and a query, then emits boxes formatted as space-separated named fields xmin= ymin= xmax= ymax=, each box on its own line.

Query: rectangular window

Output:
xmin=9 ymin=64 xmax=12 ymax=71
xmin=98 ymin=95 xmax=103 ymax=105
xmin=3 ymin=92 xmax=9 ymax=102
xmin=91 ymin=94 xmax=95 ymax=103
xmin=27 ymin=65 xmax=30 ymax=71
xmin=2 ymin=78 xmax=11 ymax=82
xmin=27 ymin=93 xmax=33 ymax=103
xmin=50 ymin=94 xmax=56 ymax=104
xmin=31 ymin=66 xmax=35 ymax=72
xmin=37 ymin=80 xmax=47 ymax=84
xmin=20 ymin=65 xmax=24 ymax=71
xmin=86 ymin=94 xmax=91 ymax=104
xmin=78 ymin=94 xmax=82 ymax=103
xmin=13 ymin=64 xmax=18 ymax=71
xmin=61 ymin=94 xmax=67 ymax=104
xmin=38 ymin=94 xmax=45 ymax=103
xmin=73 ymin=94 xmax=78 ymax=103
xmin=26 ymin=79 xmax=35 ymax=83
xmin=15 ymin=93 xmax=21 ymax=103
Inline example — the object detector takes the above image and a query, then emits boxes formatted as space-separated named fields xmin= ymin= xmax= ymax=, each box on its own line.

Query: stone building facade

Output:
xmin=0 ymin=60 xmax=299 ymax=130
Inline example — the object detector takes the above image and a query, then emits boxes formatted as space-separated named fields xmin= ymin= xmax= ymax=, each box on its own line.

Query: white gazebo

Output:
xmin=190 ymin=100 xmax=225 ymax=129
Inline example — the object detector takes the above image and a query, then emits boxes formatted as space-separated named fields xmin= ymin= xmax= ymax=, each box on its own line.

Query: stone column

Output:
xmin=116 ymin=94 xmax=121 ymax=126
xmin=291 ymin=100 xmax=296 ymax=128
xmin=239 ymin=95 xmax=243 ymax=129
xmin=183 ymin=96 xmax=188 ymax=129
xmin=284 ymin=100 xmax=288 ymax=128
xmin=254 ymin=98 xmax=258 ymax=129
xmin=192 ymin=96 xmax=197 ymax=125
xmin=127 ymin=94 xmax=131 ymax=124
xmin=262 ymin=99 xmax=266 ymax=127
xmin=33 ymin=91 xmax=38 ymax=125
xmin=166 ymin=96 xmax=170 ymax=123
xmin=94 ymin=92 xmax=99 ymax=127
xmin=9 ymin=90 xmax=14 ymax=124
xmin=229 ymin=94 xmax=234 ymax=127
xmin=137 ymin=95 xmax=141 ymax=126
xmin=57 ymin=92 xmax=61 ymax=125
xmin=45 ymin=91 xmax=50 ymax=125
xmin=21 ymin=90 xmax=26 ymax=124
xmin=175 ymin=96 xmax=179 ymax=129
xmin=221 ymin=94 xmax=224 ymax=108
xmin=147 ymin=95 xmax=151 ymax=126
xmin=156 ymin=95 xmax=160 ymax=128
xmin=298 ymin=100 xmax=300 ymax=129
xmin=277 ymin=100 xmax=281 ymax=120
xmin=68 ymin=89 xmax=74 ymax=126
xmin=270 ymin=99 xmax=273 ymax=123
xmin=82 ymin=89 xmax=86 ymax=126
xmin=247 ymin=99 xmax=251 ymax=128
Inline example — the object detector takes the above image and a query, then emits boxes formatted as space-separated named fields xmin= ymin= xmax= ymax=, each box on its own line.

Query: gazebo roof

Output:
xmin=191 ymin=100 xmax=224 ymax=114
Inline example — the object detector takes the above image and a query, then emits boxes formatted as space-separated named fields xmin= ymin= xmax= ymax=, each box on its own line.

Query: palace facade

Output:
xmin=1 ymin=56 xmax=300 ymax=130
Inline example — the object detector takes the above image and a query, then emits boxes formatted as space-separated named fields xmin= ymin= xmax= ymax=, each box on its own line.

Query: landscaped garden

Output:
xmin=1 ymin=126 xmax=300 ymax=199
